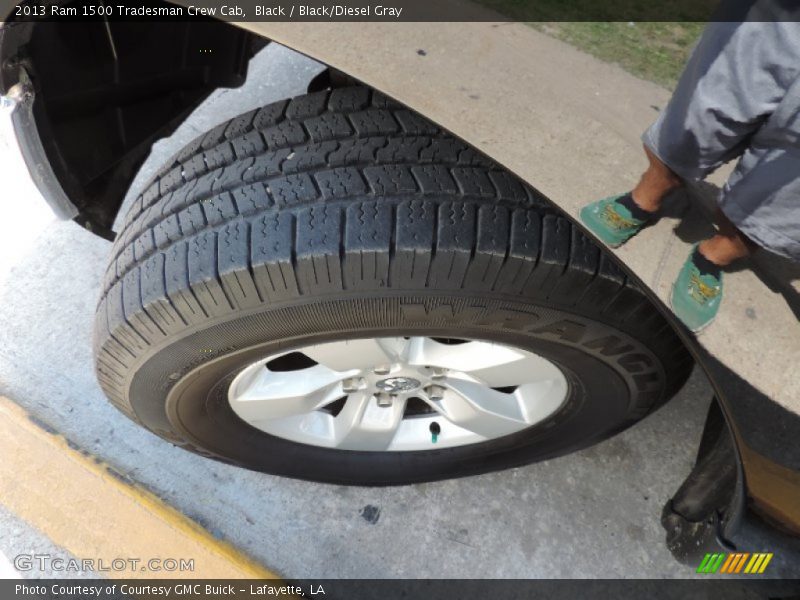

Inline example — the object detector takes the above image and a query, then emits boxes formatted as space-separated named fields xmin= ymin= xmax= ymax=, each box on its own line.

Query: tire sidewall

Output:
xmin=128 ymin=292 xmax=666 ymax=484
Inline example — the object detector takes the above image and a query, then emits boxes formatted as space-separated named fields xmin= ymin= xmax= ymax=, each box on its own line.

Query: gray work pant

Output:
xmin=643 ymin=19 xmax=800 ymax=261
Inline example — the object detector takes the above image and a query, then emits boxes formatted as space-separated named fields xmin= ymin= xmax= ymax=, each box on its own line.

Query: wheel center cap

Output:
xmin=376 ymin=377 xmax=421 ymax=393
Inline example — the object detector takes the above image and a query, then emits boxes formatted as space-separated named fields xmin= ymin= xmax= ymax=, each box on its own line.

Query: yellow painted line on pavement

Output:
xmin=0 ymin=396 xmax=278 ymax=579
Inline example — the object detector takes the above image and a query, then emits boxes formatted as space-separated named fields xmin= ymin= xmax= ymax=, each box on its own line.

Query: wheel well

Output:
xmin=0 ymin=9 xmax=266 ymax=238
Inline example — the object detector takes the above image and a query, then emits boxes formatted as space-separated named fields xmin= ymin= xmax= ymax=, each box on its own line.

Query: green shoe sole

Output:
xmin=669 ymin=246 xmax=723 ymax=333
xmin=669 ymin=281 xmax=717 ymax=334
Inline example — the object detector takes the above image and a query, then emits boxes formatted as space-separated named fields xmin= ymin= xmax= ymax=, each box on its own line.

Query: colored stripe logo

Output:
xmin=697 ymin=552 xmax=773 ymax=574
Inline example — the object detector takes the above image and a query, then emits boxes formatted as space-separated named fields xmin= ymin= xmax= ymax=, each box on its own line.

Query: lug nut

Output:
xmin=427 ymin=385 xmax=445 ymax=401
xmin=376 ymin=392 xmax=394 ymax=407
xmin=342 ymin=377 xmax=364 ymax=393
xmin=374 ymin=365 xmax=391 ymax=375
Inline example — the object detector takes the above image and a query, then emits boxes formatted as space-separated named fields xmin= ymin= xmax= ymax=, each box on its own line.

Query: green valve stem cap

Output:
xmin=430 ymin=421 xmax=441 ymax=443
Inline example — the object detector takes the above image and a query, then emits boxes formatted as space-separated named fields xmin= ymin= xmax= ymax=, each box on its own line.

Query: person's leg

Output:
xmin=629 ymin=149 xmax=759 ymax=263
xmin=580 ymin=21 xmax=800 ymax=330
xmin=698 ymin=208 xmax=757 ymax=266
xmin=582 ymin=20 xmax=786 ymax=251
xmin=630 ymin=145 xmax=683 ymax=213
xmin=578 ymin=144 xmax=683 ymax=247
xmin=581 ymin=143 xmax=756 ymax=332
xmin=670 ymin=208 xmax=758 ymax=333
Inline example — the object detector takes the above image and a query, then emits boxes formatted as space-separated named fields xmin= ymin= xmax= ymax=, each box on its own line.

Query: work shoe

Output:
xmin=579 ymin=193 xmax=653 ymax=248
xmin=671 ymin=246 xmax=723 ymax=333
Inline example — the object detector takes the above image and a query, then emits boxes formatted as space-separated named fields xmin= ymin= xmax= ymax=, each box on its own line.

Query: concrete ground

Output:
xmin=0 ymin=505 xmax=97 ymax=579
xmin=0 ymin=43 xmax=797 ymax=580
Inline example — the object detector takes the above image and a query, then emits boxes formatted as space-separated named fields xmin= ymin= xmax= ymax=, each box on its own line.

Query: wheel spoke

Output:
xmin=333 ymin=392 xmax=408 ymax=451
xmin=302 ymin=338 xmax=405 ymax=372
xmin=230 ymin=364 xmax=344 ymax=421
xmin=465 ymin=354 xmax=564 ymax=387
xmin=427 ymin=380 xmax=529 ymax=439
xmin=248 ymin=411 xmax=336 ymax=446
xmin=516 ymin=380 xmax=569 ymax=423
xmin=405 ymin=338 xmax=527 ymax=375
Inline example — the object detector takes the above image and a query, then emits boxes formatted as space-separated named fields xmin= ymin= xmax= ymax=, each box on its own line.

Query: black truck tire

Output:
xmin=93 ymin=87 xmax=692 ymax=485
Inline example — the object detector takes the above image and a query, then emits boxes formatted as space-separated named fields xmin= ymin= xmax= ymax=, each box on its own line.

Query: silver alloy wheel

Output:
xmin=228 ymin=337 xmax=569 ymax=452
